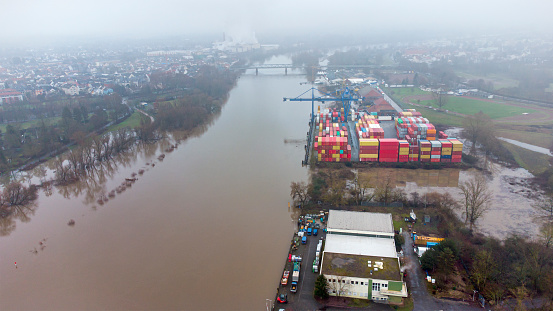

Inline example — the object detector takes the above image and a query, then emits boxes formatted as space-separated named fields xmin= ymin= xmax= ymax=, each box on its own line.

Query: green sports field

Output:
xmin=417 ymin=96 xmax=539 ymax=119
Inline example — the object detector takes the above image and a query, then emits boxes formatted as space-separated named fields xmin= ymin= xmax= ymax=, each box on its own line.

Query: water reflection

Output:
xmin=0 ymin=107 xmax=220 ymax=237
xmin=0 ymin=202 xmax=37 ymax=236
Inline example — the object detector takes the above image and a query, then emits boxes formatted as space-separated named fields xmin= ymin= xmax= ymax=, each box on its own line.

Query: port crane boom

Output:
xmin=283 ymin=87 xmax=360 ymax=124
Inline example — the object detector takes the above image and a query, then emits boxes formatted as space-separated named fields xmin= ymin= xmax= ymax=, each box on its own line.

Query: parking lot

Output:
xmin=274 ymin=215 xmax=326 ymax=310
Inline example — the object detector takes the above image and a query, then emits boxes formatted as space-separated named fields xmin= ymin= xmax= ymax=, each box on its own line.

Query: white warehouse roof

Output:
xmin=327 ymin=210 xmax=394 ymax=235
xmin=324 ymin=234 xmax=397 ymax=258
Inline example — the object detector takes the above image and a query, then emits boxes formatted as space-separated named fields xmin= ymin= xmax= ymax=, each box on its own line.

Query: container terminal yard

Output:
xmin=298 ymin=86 xmax=463 ymax=164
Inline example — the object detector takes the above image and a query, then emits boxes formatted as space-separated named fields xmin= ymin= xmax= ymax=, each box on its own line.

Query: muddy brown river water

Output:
xmin=0 ymin=56 xmax=543 ymax=310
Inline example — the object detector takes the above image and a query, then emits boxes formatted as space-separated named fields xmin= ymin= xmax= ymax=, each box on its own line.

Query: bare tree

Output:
xmin=374 ymin=173 xmax=402 ymax=204
xmin=54 ymin=156 xmax=72 ymax=183
xmin=290 ymin=181 xmax=309 ymax=206
xmin=539 ymin=221 xmax=553 ymax=248
xmin=462 ymin=112 xmax=494 ymax=154
xmin=324 ymin=178 xmax=346 ymax=206
xmin=327 ymin=276 xmax=350 ymax=299
xmin=350 ymin=173 xmax=374 ymax=205
xmin=410 ymin=191 xmax=421 ymax=208
xmin=458 ymin=174 xmax=493 ymax=231
xmin=2 ymin=182 xmax=38 ymax=206
xmin=432 ymin=91 xmax=448 ymax=110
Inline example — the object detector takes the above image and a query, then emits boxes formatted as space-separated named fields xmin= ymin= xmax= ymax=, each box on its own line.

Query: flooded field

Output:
xmin=358 ymin=164 xmax=540 ymax=238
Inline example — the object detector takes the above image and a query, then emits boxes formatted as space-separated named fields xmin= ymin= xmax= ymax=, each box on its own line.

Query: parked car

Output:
xmin=281 ymin=271 xmax=290 ymax=285
xmin=301 ymin=236 xmax=307 ymax=244
xmin=290 ymin=282 xmax=298 ymax=293
xmin=313 ymin=228 xmax=318 ymax=236
xmin=277 ymin=294 xmax=288 ymax=303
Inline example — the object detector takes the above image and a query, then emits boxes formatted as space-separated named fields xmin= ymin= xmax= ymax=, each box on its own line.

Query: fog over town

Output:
xmin=1 ymin=0 xmax=552 ymax=44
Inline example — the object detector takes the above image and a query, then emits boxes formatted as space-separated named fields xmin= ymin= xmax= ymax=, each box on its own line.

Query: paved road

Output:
xmin=347 ymin=121 xmax=359 ymax=161
xmin=382 ymin=92 xmax=403 ymax=113
xmin=402 ymin=232 xmax=482 ymax=311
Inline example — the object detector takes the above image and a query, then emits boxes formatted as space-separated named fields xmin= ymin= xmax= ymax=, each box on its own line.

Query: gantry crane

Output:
xmin=283 ymin=86 xmax=360 ymax=166
xmin=283 ymin=86 xmax=360 ymax=125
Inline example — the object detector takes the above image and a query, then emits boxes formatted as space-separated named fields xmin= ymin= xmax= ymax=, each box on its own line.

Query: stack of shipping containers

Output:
xmin=419 ymin=140 xmax=431 ymax=162
xmin=409 ymin=143 xmax=419 ymax=162
xmin=314 ymin=107 xmax=351 ymax=162
xmin=430 ymin=140 xmax=442 ymax=162
xmin=321 ymin=108 xmax=463 ymax=164
xmin=359 ymin=139 xmax=379 ymax=162
xmin=398 ymin=140 xmax=409 ymax=162
xmin=426 ymin=124 xmax=437 ymax=141
xmin=379 ymin=139 xmax=399 ymax=162
xmin=356 ymin=114 xmax=384 ymax=139
xmin=450 ymin=139 xmax=463 ymax=162
xmin=439 ymin=140 xmax=453 ymax=162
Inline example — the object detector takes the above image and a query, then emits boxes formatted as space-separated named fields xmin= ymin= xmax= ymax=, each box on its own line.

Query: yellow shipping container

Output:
xmin=399 ymin=150 xmax=409 ymax=155
xmin=359 ymin=154 xmax=379 ymax=158
xmin=441 ymin=148 xmax=452 ymax=154
xmin=359 ymin=139 xmax=379 ymax=146
xmin=332 ymin=145 xmax=341 ymax=150
xmin=421 ymin=155 xmax=431 ymax=159
xmin=332 ymin=153 xmax=340 ymax=159
xmin=420 ymin=147 xmax=431 ymax=152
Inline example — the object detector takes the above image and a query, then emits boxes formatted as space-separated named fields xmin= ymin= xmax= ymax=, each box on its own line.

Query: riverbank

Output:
xmin=0 ymin=60 xmax=313 ymax=310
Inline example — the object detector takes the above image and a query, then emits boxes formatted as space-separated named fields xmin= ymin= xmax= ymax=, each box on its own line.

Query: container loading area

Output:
xmin=311 ymin=96 xmax=463 ymax=164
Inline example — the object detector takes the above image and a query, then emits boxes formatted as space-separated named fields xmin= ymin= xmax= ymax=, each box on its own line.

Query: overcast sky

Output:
xmin=1 ymin=0 xmax=552 ymax=42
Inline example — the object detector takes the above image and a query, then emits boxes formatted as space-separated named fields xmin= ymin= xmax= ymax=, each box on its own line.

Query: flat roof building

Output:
xmin=321 ymin=210 xmax=407 ymax=305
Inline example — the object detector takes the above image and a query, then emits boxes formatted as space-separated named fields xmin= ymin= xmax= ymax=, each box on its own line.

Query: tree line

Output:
xmin=0 ymin=64 xmax=239 ymax=223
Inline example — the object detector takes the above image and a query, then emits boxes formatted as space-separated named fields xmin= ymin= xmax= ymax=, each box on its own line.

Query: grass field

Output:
xmin=418 ymin=96 xmax=539 ymax=119
xmin=0 ymin=117 xmax=61 ymax=133
xmin=456 ymin=72 xmax=519 ymax=90
xmin=501 ymin=141 xmax=552 ymax=175
xmin=496 ymin=128 xmax=553 ymax=149
xmin=104 ymin=111 xmax=145 ymax=132
xmin=400 ymin=102 xmax=464 ymax=127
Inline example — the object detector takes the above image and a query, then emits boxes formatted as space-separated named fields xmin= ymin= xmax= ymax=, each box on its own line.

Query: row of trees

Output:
xmin=53 ymin=128 xmax=135 ymax=184
xmin=292 ymin=171 xmax=493 ymax=231
xmin=0 ymin=93 xmax=128 ymax=174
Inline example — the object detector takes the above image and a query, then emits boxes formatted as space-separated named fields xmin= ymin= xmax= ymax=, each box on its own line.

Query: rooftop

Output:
xmin=327 ymin=210 xmax=394 ymax=235
xmin=321 ymin=252 xmax=402 ymax=281
xmin=324 ymin=234 xmax=397 ymax=258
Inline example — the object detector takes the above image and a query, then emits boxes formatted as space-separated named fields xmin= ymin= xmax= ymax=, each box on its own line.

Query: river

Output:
xmin=0 ymin=56 xmax=543 ymax=310
xmin=0 ymin=56 xmax=312 ymax=311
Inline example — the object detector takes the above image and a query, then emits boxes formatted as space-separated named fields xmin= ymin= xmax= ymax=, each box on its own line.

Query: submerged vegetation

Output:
xmin=0 ymin=65 xmax=239 ymax=221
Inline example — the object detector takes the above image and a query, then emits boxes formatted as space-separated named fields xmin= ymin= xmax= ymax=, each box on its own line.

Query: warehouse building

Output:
xmin=320 ymin=210 xmax=408 ymax=305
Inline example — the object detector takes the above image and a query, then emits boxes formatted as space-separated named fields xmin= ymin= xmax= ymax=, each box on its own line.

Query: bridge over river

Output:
xmin=231 ymin=63 xmax=395 ymax=75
